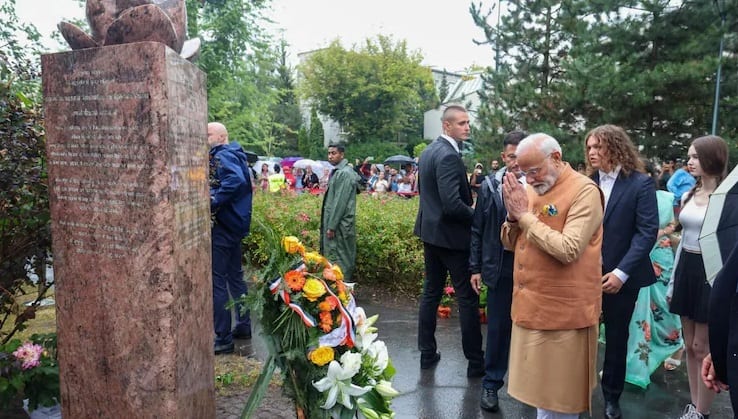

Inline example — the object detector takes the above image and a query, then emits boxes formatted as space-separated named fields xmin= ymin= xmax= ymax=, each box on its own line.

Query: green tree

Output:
xmin=307 ymin=108 xmax=325 ymax=159
xmin=565 ymin=1 xmax=738 ymax=158
xmin=0 ymin=0 xmax=53 ymax=342
xmin=438 ymin=70 xmax=450 ymax=102
xmin=471 ymin=0 xmax=582 ymax=162
xmin=472 ymin=0 xmax=738 ymax=162
xmin=192 ymin=0 xmax=280 ymax=153
xmin=269 ymin=40 xmax=303 ymax=156
xmin=299 ymin=35 xmax=439 ymax=145
xmin=0 ymin=0 xmax=41 ymax=98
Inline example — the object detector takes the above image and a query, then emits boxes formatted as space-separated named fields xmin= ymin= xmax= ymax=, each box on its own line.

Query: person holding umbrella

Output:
xmin=668 ymin=135 xmax=729 ymax=419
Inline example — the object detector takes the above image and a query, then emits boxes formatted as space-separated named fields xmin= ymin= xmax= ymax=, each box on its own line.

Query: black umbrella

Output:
xmin=383 ymin=155 xmax=414 ymax=166
xmin=243 ymin=150 xmax=259 ymax=164
xmin=699 ymin=165 xmax=738 ymax=285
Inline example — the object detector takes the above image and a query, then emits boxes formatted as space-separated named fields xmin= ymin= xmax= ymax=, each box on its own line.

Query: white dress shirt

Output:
xmin=598 ymin=165 xmax=629 ymax=284
xmin=598 ymin=165 xmax=621 ymax=210
xmin=440 ymin=134 xmax=461 ymax=154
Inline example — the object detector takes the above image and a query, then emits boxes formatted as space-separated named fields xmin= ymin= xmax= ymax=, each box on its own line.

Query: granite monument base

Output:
xmin=42 ymin=42 xmax=214 ymax=418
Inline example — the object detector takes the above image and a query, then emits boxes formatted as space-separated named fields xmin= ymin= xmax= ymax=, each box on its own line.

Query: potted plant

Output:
xmin=0 ymin=333 xmax=60 ymax=418
xmin=478 ymin=283 xmax=488 ymax=324
xmin=438 ymin=285 xmax=454 ymax=318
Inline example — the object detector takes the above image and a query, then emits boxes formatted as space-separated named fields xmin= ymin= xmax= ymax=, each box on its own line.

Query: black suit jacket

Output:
xmin=414 ymin=137 xmax=474 ymax=250
xmin=469 ymin=172 xmax=513 ymax=289
xmin=593 ymin=170 xmax=659 ymax=291
xmin=709 ymin=241 xmax=738 ymax=384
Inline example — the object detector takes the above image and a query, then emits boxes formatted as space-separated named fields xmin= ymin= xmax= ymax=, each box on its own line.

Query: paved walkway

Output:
xmin=224 ymin=299 xmax=733 ymax=418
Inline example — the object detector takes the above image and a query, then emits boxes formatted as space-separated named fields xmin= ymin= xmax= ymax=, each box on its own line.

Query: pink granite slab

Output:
xmin=42 ymin=42 xmax=214 ymax=418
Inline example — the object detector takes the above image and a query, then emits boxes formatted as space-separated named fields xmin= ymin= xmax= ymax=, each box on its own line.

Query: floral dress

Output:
xmin=624 ymin=190 xmax=684 ymax=388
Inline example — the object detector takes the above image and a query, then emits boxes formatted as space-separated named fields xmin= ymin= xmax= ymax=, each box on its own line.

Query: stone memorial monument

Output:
xmin=42 ymin=1 xmax=214 ymax=416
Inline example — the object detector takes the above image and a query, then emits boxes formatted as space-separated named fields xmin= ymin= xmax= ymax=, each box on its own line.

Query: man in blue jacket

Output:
xmin=470 ymin=130 xmax=526 ymax=412
xmin=208 ymin=122 xmax=253 ymax=355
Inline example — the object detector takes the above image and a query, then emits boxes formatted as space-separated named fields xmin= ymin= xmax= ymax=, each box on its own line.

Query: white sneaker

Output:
xmin=678 ymin=403 xmax=705 ymax=419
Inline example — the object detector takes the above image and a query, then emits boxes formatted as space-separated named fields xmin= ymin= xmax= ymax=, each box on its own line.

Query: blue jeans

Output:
xmin=212 ymin=226 xmax=250 ymax=346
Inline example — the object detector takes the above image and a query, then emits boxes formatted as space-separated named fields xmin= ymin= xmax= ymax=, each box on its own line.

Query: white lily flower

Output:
xmin=366 ymin=340 xmax=389 ymax=373
xmin=312 ymin=352 xmax=371 ymax=409
xmin=352 ymin=309 xmax=379 ymax=350
xmin=358 ymin=404 xmax=380 ymax=419
xmin=374 ymin=380 xmax=400 ymax=398
xmin=357 ymin=329 xmax=378 ymax=351
xmin=365 ymin=314 xmax=379 ymax=328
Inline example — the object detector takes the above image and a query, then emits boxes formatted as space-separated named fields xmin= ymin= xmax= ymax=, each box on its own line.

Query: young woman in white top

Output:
xmin=373 ymin=172 xmax=389 ymax=195
xmin=669 ymin=135 xmax=729 ymax=419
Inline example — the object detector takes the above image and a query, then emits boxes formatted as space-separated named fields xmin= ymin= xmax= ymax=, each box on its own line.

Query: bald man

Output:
xmin=208 ymin=122 xmax=253 ymax=355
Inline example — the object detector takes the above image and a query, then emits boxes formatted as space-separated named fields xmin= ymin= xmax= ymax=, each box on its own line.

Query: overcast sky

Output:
xmin=16 ymin=0 xmax=498 ymax=72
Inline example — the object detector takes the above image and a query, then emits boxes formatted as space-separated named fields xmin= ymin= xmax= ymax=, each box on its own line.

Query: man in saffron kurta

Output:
xmin=321 ymin=144 xmax=360 ymax=281
xmin=501 ymin=133 xmax=604 ymax=419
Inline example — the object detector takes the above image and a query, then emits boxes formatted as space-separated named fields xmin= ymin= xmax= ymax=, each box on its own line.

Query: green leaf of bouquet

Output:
xmin=360 ymin=389 xmax=385 ymax=410
xmin=382 ymin=358 xmax=396 ymax=380
xmin=339 ymin=405 xmax=357 ymax=419
xmin=240 ymin=354 xmax=278 ymax=419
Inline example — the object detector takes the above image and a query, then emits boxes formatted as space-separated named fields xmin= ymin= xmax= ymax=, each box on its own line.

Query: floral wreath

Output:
xmin=242 ymin=227 xmax=398 ymax=419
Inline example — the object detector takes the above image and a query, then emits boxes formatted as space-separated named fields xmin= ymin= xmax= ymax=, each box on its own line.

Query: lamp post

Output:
xmin=495 ymin=0 xmax=501 ymax=72
xmin=711 ymin=0 xmax=727 ymax=135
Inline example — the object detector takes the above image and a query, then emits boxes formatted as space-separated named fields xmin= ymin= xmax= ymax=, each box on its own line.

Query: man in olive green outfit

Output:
xmin=320 ymin=144 xmax=361 ymax=281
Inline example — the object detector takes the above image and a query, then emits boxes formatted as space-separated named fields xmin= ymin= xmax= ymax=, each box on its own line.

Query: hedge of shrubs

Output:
xmin=243 ymin=191 xmax=424 ymax=295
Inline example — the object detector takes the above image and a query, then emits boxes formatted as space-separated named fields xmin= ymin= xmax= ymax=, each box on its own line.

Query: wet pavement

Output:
xmin=235 ymin=299 xmax=734 ymax=419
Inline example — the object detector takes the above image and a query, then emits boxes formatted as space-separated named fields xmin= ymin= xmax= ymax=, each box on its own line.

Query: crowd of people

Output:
xmin=207 ymin=103 xmax=736 ymax=419
xmin=249 ymin=157 xmax=419 ymax=198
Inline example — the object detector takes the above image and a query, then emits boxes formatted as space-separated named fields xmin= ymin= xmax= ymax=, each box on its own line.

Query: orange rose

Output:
xmin=325 ymin=296 xmax=339 ymax=310
xmin=323 ymin=267 xmax=337 ymax=281
xmin=322 ymin=265 xmax=343 ymax=281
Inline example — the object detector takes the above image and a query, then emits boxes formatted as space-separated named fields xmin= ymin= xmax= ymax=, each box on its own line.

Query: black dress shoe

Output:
xmin=420 ymin=352 xmax=441 ymax=369
xmin=480 ymin=388 xmax=499 ymax=412
xmin=214 ymin=342 xmax=235 ymax=355
xmin=232 ymin=329 xmax=252 ymax=340
xmin=604 ymin=400 xmax=622 ymax=419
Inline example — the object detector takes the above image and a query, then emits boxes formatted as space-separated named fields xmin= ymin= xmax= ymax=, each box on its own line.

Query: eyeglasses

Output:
xmin=520 ymin=155 xmax=551 ymax=177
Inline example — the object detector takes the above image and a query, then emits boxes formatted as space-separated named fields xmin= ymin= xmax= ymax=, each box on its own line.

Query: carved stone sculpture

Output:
xmin=58 ymin=0 xmax=200 ymax=60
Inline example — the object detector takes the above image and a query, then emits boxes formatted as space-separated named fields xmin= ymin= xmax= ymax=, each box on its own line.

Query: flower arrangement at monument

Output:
xmin=0 ymin=333 xmax=59 ymax=412
xmin=244 ymin=230 xmax=398 ymax=419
